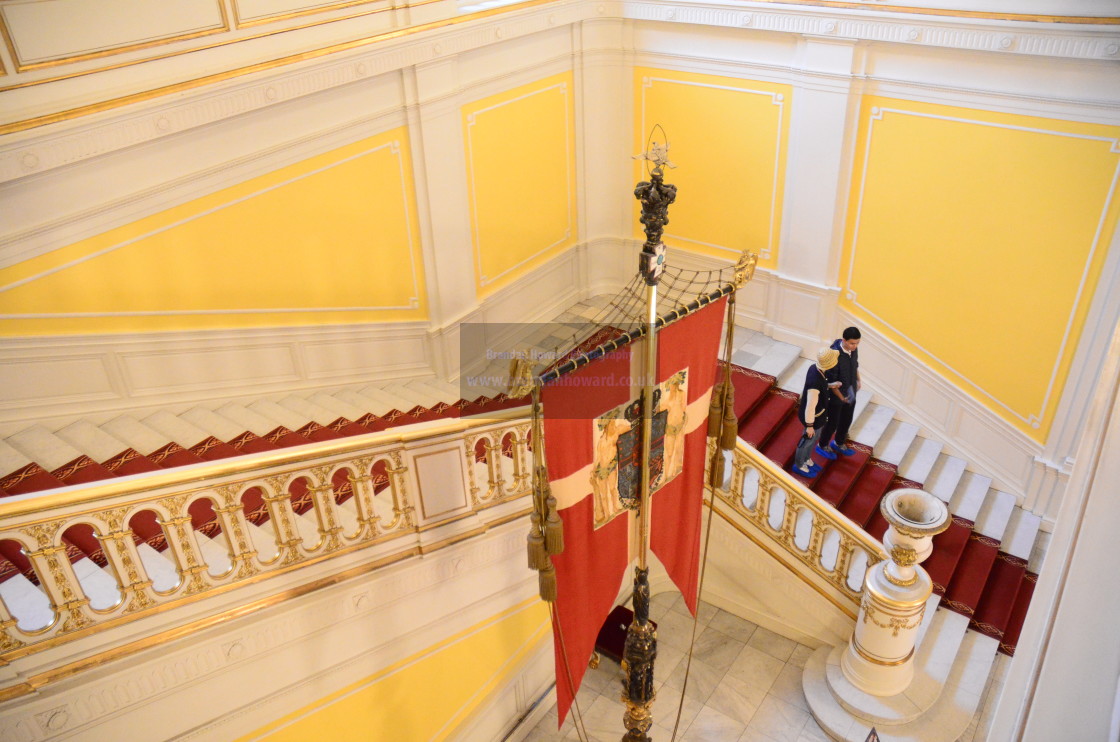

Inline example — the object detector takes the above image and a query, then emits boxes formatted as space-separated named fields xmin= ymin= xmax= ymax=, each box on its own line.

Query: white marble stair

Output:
xmin=142 ymin=410 xmax=211 ymax=449
xmin=101 ymin=416 xmax=174 ymax=458
xmin=972 ymin=489 xmax=1018 ymax=541
xmin=804 ymin=606 xmax=999 ymax=742
xmin=847 ymin=402 xmax=894 ymax=449
xmin=5 ymin=425 xmax=93 ymax=473
xmin=999 ymin=508 xmax=1042 ymax=562
xmin=54 ymin=420 xmax=134 ymax=465
xmin=180 ymin=407 xmax=255 ymax=445
xmin=948 ymin=471 xmax=993 ymax=524
xmin=923 ymin=454 xmax=968 ymax=505
xmin=215 ymin=402 xmax=290 ymax=438
xmin=896 ymin=436 xmax=943 ymax=484
xmin=874 ymin=420 xmax=920 ymax=467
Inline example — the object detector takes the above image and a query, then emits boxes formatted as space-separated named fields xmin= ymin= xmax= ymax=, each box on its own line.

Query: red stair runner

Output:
xmin=837 ymin=457 xmax=897 ymax=526
xmin=999 ymin=571 xmax=1037 ymax=655
xmin=942 ymin=532 xmax=1001 ymax=617
xmin=738 ymin=389 xmax=797 ymax=449
xmin=971 ymin=553 xmax=1028 ymax=641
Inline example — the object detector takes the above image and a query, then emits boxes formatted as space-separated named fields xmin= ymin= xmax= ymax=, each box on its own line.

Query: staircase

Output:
xmin=720 ymin=328 xmax=1046 ymax=740
xmin=0 ymin=297 xmax=1045 ymax=739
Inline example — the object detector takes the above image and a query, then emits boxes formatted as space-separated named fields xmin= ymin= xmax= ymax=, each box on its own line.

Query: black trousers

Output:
xmin=820 ymin=395 xmax=855 ymax=446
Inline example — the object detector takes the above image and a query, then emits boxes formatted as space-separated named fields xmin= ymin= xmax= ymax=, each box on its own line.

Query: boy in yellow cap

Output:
xmin=792 ymin=348 xmax=842 ymax=477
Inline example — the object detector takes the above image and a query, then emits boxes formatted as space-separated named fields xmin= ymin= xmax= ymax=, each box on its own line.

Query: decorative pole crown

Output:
xmin=633 ymin=133 xmax=676 ymax=286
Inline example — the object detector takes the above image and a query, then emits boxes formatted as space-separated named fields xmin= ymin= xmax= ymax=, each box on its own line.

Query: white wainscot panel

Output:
xmin=953 ymin=407 xmax=1033 ymax=491
xmin=0 ymin=355 xmax=115 ymax=408
xmin=860 ymin=343 xmax=907 ymax=399
xmin=739 ymin=273 xmax=770 ymax=316
xmin=1 ymin=0 xmax=224 ymax=67
xmin=301 ymin=335 xmax=428 ymax=379
xmin=121 ymin=344 xmax=300 ymax=395
xmin=413 ymin=444 xmax=470 ymax=524
xmin=776 ymin=285 xmax=823 ymax=335
xmin=908 ymin=375 xmax=954 ymax=429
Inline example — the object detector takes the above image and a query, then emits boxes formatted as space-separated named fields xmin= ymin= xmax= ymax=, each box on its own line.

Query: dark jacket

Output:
xmin=830 ymin=338 xmax=859 ymax=402
xmin=798 ymin=365 xmax=830 ymax=427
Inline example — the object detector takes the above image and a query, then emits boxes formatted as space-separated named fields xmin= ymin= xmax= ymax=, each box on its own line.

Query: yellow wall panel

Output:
xmin=239 ymin=600 xmax=550 ymax=742
xmin=463 ymin=72 xmax=577 ymax=296
xmin=841 ymin=97 xmax=1120 ymax=442
xmin=634 ymin=68 xmax=791 ymax=269
xmin=0 ymin=129 xmax=426 ymax=335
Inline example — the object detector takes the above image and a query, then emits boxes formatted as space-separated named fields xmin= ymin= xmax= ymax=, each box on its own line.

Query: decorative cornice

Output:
xmin=0 ymin=0 xmax=1115 ymax=184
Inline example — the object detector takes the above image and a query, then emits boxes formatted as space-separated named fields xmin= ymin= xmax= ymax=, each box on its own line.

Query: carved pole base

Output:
xmin=621 ymin=567 xmax=657 ymax=741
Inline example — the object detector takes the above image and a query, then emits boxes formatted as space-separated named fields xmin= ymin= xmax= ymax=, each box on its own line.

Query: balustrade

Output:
xmin=0 ymin=412 xmax=531 ymax=694
xmin=709 ymin=440 xmax=889 ymax=615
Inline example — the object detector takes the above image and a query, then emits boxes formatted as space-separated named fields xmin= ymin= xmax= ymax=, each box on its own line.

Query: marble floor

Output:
xmin=523 ymin=592 xmax=830 ymax=742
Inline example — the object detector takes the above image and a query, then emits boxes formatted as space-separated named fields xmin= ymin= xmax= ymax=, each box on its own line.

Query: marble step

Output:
xmin=180 ymin=407 xmax=254 ymax=444
xmin=397 ymin=379 xmax=446 ymax=408
xmin=248 ymin=399 xmax=314 ymax=432
xmin=999 ymin=508 xmax=1042 ymax=562
xmin=308 ymin=392 xmax=368 ymax=423
xmin=949 ymin=471 xmax=993 ymax=524
xmin=359 ymin=385 xmax=419 ymax=413
xmin=334 ymin=389 xmax=396 ymax=418
xmin=874 ymin=419 xmax=920 ymax=467
xmin=5 ymin=425 xmax=91 ymax=472
xmin=777 ymin=357 xmax=813 ymax=393
xmin=905 ymin=609 xmax=972 ymax=714
xmin=753 ymin=341 xmax=804 ymax=379
xmin=848 ymin=403 xmax=894 ymax=449
xmin=923 ymin=454 xmax=968 ymax=504
xmin=101 ymin=416 xmax=174 ymax=457
xmin=0 ymin=439 xmax=35 ymax=484
xmin=851 ymin=388 xmax=874 ymax=428
xmin=0 ymin=573 xmax=54 ymax=631
xmin=896 ymin=436 xmax=943 ymax=485
xmin=805 ymin=618 xmax=997 ymax=742
xmin=215 ymin=402 xmax=288 ymax=438
xmin=142 ymin=410 xmax=210 ymax=448
xmin=973 ymin=489 xmax=1018 ymax=541
xmin=54 ymin=420 xmax=133 ymax=464
xmin=276 ymin=395 xmax=344 ymax=427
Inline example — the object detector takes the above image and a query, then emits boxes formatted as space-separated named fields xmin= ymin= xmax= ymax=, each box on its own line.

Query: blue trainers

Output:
xmin=830 ymin=442 xmax=856 ymax=456
xmin=814 ymin=444 xmax=837 ymax=461
xmin=805 ymin=463 xmax=823 ymax=476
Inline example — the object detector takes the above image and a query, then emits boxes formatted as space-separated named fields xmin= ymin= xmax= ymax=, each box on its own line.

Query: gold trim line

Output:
xmin=0 ymin=0 xmax=556 ymax=135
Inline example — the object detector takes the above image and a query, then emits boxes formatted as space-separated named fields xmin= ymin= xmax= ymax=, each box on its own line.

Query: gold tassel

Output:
xmin=709 ymin=449 xmax=726 ymax=488
xmin=539 ymin=560 xmax=558 ymax=603
xmin=707 ymin=381 xmax=725 ymax=438
xmin=527 ymin=512 xmax=548 ymax=570
xmin=544 ymin=495 xmax=564 ymax=555
xmin=721 ymin=388 xmax=738 ymax=450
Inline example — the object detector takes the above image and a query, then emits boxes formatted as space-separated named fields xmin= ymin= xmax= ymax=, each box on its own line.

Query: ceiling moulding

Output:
xmin=0 ymin=0 xmax=1116 ymax=182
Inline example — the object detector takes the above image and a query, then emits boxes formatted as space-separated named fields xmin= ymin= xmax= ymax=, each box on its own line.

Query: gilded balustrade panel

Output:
xmin=0 ymin=413 xmax=532 ymax=683
xmin=710 ymin=441 xmax=888 ymax=610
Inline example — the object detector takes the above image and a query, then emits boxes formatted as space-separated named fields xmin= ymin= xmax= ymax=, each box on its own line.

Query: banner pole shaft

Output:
xmin=637 ymin=280 xmax=657 ymax=572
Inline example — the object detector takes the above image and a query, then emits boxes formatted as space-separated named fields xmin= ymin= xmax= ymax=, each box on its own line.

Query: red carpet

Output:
xmin=813 ymin=443 xmax=871 ymax=507
xmin=943 ymin=532 xmax=1001 ymax=617
xmin=837 ymin=457 xmax=897 ymax=526
xmin=738 ymin=389 xmax=797 ymax=449
xmin=971 ymin=553 xmax=1027 ymax=641
xmin=51 ymin=455 xmax=116 ymax=486
xmin=1000 ymin=571 xmax=1037 ymax=655
xmin=924 ymin=516 xmax=974 ymax=596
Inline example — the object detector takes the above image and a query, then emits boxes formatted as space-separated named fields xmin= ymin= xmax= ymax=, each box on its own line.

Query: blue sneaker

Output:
xmin=830 ymin=442 xmax=856 ymax=457
xmin=814 ymin=444 xmax=837 ymax=461
xmin=805 ymin=463 xmax=823 ymax=476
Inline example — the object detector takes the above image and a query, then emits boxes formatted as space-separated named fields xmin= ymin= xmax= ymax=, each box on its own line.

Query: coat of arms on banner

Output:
xmin=589 ymin=369 xmax=688 ymax=528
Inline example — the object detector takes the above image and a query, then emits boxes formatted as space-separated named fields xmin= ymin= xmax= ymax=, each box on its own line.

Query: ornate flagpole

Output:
xmin=621 ymin=140 xmax=676 ymax=742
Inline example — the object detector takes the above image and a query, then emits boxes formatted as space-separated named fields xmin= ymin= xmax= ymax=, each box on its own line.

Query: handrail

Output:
xmin=0 ymin=409 xmax=532 ymax=697
xmin=710 ymin=439 xmax=888 ymax=613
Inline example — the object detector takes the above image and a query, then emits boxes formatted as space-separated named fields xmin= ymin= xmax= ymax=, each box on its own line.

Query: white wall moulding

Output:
xmin=842 ymin=314 xmax=1047 ymax=515
xmin=233 ymin=0 xmax=389 ymax=28
xmin=0 ymin=0 xmax=228 ymax=71
xmin=0 ymin=322 xmax=433 ymax=432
